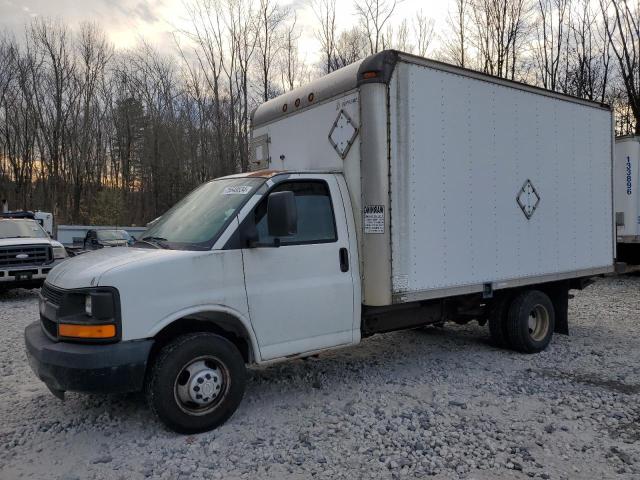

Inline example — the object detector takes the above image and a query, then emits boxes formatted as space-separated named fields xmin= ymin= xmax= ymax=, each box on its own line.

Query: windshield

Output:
xmin=142 ymin=177 xmax=264 ymax=250
xmin=0 ymin=219 xmax=49 ymax=239
xmin=97 ymin=230 xmax=130 ymax=241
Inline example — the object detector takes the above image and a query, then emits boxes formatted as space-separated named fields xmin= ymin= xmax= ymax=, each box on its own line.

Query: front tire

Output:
xmin=506 ymin=290 xmax=555 ymax=353
xmin=146 ymin=332 xmax=246 ymax=434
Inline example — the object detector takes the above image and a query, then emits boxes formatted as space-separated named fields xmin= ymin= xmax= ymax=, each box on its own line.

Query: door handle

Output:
xmin=339 ymin=248 xmax=349 ymax=272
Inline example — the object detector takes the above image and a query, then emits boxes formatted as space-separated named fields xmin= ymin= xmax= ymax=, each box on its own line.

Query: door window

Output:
xmin=254 ymin=181 xmax=337 ymax=245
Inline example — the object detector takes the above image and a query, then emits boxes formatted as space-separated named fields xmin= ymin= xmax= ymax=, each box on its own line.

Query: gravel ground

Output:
xmin=1 ymin=276 xmax=639 ymax=480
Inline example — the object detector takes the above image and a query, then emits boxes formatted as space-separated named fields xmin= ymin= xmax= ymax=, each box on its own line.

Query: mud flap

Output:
xmin=546 ymin=282 xmax=569 ymax=335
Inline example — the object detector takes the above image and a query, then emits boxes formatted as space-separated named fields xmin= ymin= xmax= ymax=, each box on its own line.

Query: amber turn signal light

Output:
xmin=59 ymin=323 xmax=116 ymax=339
xmin=362 ymin=71 xmax=378 ymax=79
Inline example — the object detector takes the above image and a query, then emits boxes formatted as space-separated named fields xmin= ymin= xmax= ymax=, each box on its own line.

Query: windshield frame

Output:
xmin=140 ymin=177 xmax=266 ymax=251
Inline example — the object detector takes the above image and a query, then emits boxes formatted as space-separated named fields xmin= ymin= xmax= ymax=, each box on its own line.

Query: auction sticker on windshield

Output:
xmin=223 ymin=186 xmax=253 ymax=195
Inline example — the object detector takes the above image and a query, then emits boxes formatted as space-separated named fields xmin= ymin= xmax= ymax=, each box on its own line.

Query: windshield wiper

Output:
xmin=139 ymin=236 xmax=170 ymax=249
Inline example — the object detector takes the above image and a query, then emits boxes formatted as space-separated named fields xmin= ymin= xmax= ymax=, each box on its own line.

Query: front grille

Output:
xmin=41 ymin=282 xmax=64 ymax=306
xmin=0 ymin=245 xmax=52 ymax=268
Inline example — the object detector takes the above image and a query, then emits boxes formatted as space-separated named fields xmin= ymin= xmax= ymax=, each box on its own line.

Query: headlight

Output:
xmin=53 ymin=245 xmax=67 ymax=259
xmin=85 ymin=295 xmax=92 ymax=316
xmin=56 ymin=289 xmax=120 ymax=342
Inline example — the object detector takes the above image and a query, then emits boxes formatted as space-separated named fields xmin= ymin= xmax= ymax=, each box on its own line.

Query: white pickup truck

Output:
xmin=0 ymin=215 xmax=67 ymax=291
xmin=25 ymin=51 xmax=614 ymax=434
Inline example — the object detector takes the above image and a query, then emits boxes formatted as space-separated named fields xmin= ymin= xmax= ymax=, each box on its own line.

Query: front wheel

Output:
xmin=146 ymin=332 xmax=246 ymax=434
xmin=506 ymin=290 xmax=555 ymax=353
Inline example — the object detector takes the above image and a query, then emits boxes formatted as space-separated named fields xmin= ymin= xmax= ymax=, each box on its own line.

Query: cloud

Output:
xmin=102 ymin=0 xmax=163 ymax=23
xmin=133 ymin=2 xmax=159 ymax=23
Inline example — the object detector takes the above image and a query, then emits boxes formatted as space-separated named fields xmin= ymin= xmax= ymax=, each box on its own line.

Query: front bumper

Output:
xmin=0 ymin=259 xmax=65 ymax=285
xmin=24 ymin=322 xmax=153 ymax=394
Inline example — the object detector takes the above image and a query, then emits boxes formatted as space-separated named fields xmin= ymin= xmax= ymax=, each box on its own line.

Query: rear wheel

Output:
xmin=506 ymin=290 xmax=555 ymax=353
xmin=146 ymin=332 xmax=246 ymax=434
xmin=488 ymin=295 xmax=511 ymax=348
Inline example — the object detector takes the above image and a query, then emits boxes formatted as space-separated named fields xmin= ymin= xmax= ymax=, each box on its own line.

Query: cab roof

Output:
xmin=221 ymin=169 xmax=286 ymax=179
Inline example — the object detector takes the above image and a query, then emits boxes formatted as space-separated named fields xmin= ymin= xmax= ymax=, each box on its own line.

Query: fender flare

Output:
xmin=149 ymin=304 xmax=262 ymax=363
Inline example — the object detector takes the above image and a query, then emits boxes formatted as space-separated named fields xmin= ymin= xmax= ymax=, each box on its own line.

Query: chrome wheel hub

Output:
xmin=528 ymin=305 xmax=550 ymax=342
xmin=176 ymin=359 xmax=223 ymax=408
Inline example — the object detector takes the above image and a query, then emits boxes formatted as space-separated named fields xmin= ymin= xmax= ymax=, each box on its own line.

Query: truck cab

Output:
xmin=26 ymin=170 xmax=360 ymax=433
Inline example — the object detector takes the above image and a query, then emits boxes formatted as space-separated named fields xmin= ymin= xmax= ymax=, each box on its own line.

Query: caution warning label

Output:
xmin=364 ymin=205 xmax=385 ymax=234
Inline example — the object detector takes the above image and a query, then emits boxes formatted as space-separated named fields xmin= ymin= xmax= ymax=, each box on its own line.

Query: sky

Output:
xmin=0 ymin=0 xmax=453 ymax=61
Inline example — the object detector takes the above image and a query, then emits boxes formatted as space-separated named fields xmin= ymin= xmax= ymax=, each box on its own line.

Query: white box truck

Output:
xmin=25 ymin=51 xmax=614 ymax=433
xmin=615 ymin=135 xmax=640 ymax=263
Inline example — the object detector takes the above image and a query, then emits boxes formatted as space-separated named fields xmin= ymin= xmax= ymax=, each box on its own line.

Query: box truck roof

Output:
xmin=252 ymin=50 xmax=611 ymax=129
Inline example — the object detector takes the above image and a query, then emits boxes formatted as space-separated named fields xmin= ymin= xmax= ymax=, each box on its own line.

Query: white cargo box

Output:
xmin=615 ymin=136 xmax=640 ymax=242
xmin=252 ymin=51 xmax=615 ymax=306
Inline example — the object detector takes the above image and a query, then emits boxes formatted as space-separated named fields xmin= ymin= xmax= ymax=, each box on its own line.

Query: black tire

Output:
xmin=488 ymin=295 xmax=511 ymax=348
xmin=146 ymin=332 xmax=246 ymax=434
xmin=506 ymin=290 xmax=555 ymax=354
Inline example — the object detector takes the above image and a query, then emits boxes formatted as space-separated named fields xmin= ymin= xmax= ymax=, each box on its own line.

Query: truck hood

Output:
xmin=46 ymin=247 xmax=168 ymax=289
xmin=0 ymin=238 xmax=52 ymax=247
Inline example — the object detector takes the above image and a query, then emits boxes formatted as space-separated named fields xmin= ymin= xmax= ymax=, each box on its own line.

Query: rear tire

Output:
xmin=146 ymin=332 xmax=246 ymax=434
xmin=506 ymin=290 xmax=555 ymax=353
xmin=488 ymin=296 xmax=511 ymax=348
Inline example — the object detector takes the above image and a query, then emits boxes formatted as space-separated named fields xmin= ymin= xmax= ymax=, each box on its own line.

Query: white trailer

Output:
xmin=615 ymin=135 xmax=640 ymax=263
xmin=26 ymin=51 xmax=614 ymax=434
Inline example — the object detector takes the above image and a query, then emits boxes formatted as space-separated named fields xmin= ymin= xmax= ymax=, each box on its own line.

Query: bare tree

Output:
xmin=565 ymin=0 xmax=611 ymax=102
xmin=0 ymin=37 xmax=36 ymax=207
xmin=256 ymin=0 xmax=289 ymax=101
xmin=381 ymin=18 xmax=411 ymax=51
xmin=470 ymin=0 xmax=531 ymax=79
xmin=182 ymin=0 xmax=227 ymax=173
xmin=355 ymin=0 xmax=399 ymax=55
xmin=533 ymin=0 xmax=571 ymax=91
xmin=413 ymin=10 xmax=435 ymax=57
xmin=443 ymin=0 xmax=470 ymax=67
xmin=68 ymin=22 xmax=112 ymax=218
xmin=25 ymin=19 xmax=78 ymax=214
xmin=333 ymin=27 xmax=369 ymax=70
xmin=600 ymin=0 xmax=640 ymax=134
xmin=230 ymin=0 xmax=258 ymax=171
xmin=280 ymin=13 xmax=301 ymax=91
xmin=0 ymin=36 xmax=15 ymax=108
xmin=313 ymin=0 xmax=337 ymax=73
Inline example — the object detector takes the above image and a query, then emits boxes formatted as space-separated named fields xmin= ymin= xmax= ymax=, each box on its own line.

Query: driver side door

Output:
xmin=241 ymin=175 xmax=355 ymax=361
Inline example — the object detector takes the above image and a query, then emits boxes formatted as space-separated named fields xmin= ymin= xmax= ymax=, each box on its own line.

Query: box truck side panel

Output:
xmin=390 ymin=61 xmax=613 ymax=300
xmin=251 ymin=89 xmax=363 ymax=248
xmin=251 ymin=90 xmax=360 ymax=173
xmin=615 ymin=137 xmax=640 ymax=239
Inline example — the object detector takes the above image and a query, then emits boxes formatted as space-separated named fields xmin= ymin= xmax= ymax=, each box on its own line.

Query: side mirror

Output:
xmin=267 ymin=191 xmax=297 ymax=238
